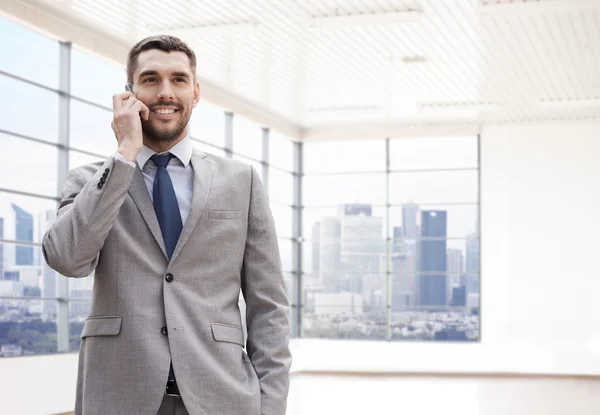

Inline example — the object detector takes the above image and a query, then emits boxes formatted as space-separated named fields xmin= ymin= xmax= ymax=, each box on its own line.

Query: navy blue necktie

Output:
xmin=151 ymin=153 xmax=183 ymax=260
xmin=151 ymin=153 xmax=182 ymax=384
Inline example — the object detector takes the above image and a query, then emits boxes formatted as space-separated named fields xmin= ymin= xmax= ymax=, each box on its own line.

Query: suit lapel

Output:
xmin=170 ymin=149 xmax=212 ymax=263
xmin=128 ymin=167 xmax=169 ymax=259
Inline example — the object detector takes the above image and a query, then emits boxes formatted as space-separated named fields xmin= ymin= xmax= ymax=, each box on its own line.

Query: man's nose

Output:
xmin=157 ymin=80 xmax=174 ymax=100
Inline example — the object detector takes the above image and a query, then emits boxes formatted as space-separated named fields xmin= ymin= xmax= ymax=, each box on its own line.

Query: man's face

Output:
xmin=132 ymin=49 xmax=200 ymax=143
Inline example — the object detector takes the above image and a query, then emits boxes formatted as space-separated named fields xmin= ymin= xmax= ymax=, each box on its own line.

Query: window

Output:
xmin=69 ymin=100 xmax=115 ymax=156
xmin=0 ymin=17 xmax=59 ymax=88
xmin=0 ymin=134 xmax=58 ymax=197
xmin=270 ymin=203 xmax=293 ymax=239
xmin=268 ymin=168 xmax=294 ymax=205
xmin=268 ymin=131 xmax=294 ymax=171
xmin=0 ymin=75 xmax=59 ymax=143
xmin=301 ymin=137 xmax=480 ymax=342
xmin=233 ymin=114 xmax=263 ymax=161
xmin=70 ymin=47 xmax=125 ymax=108
xmin=189 ymin=101 xmax=226 ymax=148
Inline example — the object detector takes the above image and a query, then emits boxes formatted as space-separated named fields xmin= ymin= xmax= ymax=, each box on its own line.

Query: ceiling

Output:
xmin=4 ymin=0 xmax=600 ymax=139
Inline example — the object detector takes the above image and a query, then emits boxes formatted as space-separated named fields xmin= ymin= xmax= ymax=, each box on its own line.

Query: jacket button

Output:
xmin=97 ymin=182 xmax=103 ymax=189
xmin=161 ymin=326 xmax=168 ymax=335
xmin=165 ymin=273 xmax=174 ymax=283
xmin=102 ymin=172 xmax=108 ymax=179
xmin=105 ymin=168 xmax=110 ymax=173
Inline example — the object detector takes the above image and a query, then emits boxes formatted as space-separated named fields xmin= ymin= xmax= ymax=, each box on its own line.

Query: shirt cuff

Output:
xmin=112 ymin=151 xmax=136 ymax=167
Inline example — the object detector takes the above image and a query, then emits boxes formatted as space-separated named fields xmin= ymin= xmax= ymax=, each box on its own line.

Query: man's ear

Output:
xmin=192 ymin=81 xmax=200 ymax=108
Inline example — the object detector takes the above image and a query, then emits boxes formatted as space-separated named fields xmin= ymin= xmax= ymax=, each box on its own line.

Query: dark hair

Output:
xmin=126 ymin=35 xmax=196 ymax=83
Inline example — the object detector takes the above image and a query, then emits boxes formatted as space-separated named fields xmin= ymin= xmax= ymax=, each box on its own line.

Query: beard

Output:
xmin=141 ymin=101 xmax=191 ymax=143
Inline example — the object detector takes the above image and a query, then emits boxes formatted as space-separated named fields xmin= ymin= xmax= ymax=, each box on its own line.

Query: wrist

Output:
xmin=117 ymin=143 xmax=141 ymax=163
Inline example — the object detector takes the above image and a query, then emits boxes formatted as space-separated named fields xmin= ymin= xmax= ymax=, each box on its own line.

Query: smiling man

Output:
xmin=42 ymin=35 xmax=291 ymax=415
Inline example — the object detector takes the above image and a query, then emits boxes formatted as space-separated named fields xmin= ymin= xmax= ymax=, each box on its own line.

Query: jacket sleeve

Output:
xmin=241 ymin=166 xmax=292 ymax=415
xmin=42 ymin=156 xmax=136 ymax=278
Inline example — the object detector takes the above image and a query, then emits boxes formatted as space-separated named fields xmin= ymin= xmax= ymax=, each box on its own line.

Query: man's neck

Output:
xmin=143 ymin=132 xmax=187 ymax=153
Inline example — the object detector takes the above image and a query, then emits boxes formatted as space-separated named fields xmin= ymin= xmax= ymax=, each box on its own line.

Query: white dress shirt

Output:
xmin=113 ymin=137 xmax=194 ymax=225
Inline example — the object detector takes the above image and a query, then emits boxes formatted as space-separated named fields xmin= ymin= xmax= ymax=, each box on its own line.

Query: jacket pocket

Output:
xmin=211 ymin=323 xmax=244 ymax=346
xmin=81 ymin=316 xmax=122 ymax=338
xmin=208 ymin=210 xmax=243 ymax=220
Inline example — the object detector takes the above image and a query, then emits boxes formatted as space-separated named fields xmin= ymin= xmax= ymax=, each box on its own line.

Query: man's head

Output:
xmin=126 ymin=35 xmax=200 ymax=145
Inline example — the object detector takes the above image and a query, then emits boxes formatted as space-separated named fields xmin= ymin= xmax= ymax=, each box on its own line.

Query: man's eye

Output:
xmin=174 ymin=77 xmax=186 ymax=83
xmin=143 ymin=78 xmax=157 ymax=83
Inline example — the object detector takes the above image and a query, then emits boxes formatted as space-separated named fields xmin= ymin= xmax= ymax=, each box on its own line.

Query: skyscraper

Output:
xmin=419 ymin=210 xmax=447 ymax=307
xmin=464 ymin=234 xmax=480 ymax=294
xmin=402 ymin=202 xmax=419 ymax=239
xmin=11 ymin=204 xmax=33 ymax=266
xmin=40 ymin=210 xmax=57 ymax=320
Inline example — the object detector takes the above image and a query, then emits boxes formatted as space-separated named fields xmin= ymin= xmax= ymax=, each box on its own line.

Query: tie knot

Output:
xmin=151 ymin=153 xmax=174 ymax=169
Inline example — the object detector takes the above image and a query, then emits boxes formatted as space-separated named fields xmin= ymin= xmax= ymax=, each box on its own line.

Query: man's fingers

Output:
xmin=112 ymin=91 xmax=134 ymax=111
xmin=123 ymin=96 xmax=138 ymax=110
xmin=132 ymin=100 xmax=151 ymax=121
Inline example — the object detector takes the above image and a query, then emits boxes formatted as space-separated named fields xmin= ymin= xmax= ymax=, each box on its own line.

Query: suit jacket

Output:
xmin=42 ymin=149 xmax=292 ymax=415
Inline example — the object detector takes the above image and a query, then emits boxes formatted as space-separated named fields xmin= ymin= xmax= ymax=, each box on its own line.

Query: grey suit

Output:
xmin=42 ymin=149 xmax=292 ymax=415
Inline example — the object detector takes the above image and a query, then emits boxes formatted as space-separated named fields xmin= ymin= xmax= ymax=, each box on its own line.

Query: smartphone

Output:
xmin=125 ymin=83 xmax=133 ymax=93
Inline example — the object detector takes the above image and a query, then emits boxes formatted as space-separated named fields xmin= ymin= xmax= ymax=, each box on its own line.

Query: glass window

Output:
xmin=0 ymin=134 xmax=58 ymax=197
xmin=0 ymin=299 xmax=58 ymax=356
xmin=69 ymin=150 xmax=107 ymax=170
xmin=303 ymin=173 xmax=386 ymax=206
xmin=189 ymin=101 xmax=226 ymax=147
xmin=389 ymin=204 xmax=478 ymax=239
xmin=0 ymin=75 xmax=59 ymax=143
xmin=268 ymin=131 xmax=294 ymax=171
xmin=278 ymin=238 xmax=293 ymax=272
xmin=233 ymin=115 xmax=263 ymax=161
xmin=0 ymin=243 xmax=48 ymax=286
xmin=268 ymin=168 xmax=294 ymax=205
xmin=390 ymin=136 xmax=478 ymax=171
xmin=303 ymin=206 xmax=387 ymax=240
xmin=70 ymin=46 xmax=125 ymax=108
xmin=269 ymin=203 xmax=293 ymax=239
xmin=69 ymin=100 xmax=114 ymax=156
xmin=0 ymin=192 xmax=58 ymax=244
xmin=304 ymin=140 xmax=385 ymax=173
xmin=0 ymin=17 xmax=59 ymax=88
xmin=389 ymin=170 xmax=479 ymax=205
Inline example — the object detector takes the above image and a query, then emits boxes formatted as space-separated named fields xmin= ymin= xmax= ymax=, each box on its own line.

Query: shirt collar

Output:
xmin=137 ymin=135 xmax=193 ymax=170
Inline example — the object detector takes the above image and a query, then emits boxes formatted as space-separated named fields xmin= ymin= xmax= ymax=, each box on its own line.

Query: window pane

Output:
xmin=191 ymin=140 xmax=226 ymax=158
xmin=304 ymin=140 xmax=385 ymax=173
xmin=270 ymin=203 xmax=293 ymax=238
xmin=69 ymin=150 xmax=106 ymax=170
xmin=0 ymin=299 xmax=58 ymax=356
xmin=390 ymin=309 xmax=479 ymax=341
xmin=303 ymin=173 xmax=386 ymax=206
xmin=0 ymin=242 xmax=48 ymax=286
xmin=303 ymin=205 xmax=387 ymax=240
xmin=390 ymin=136 xmax=478 ymax=170
xmin=389 ymin=204 xmax=478 ymax=239
xmin=69 ymin=277 xmax=93 ymax=321
xmin=232 ymin=154 xmax=263 ymax=181
xmin=189 ymin=101 xmax=225 ymax=147
xmin=233 ymin=115 xmax=263 ymax=160
xmin=0 ymin=134 xmax=58 ymax=197
xmin=0 ymin=75 xmax=59 ymax=142
xmin=269 ymin=131 xmax=294 ymax=171
xmin=269 ymin=168 xmax=293 ymax=205
xmin=71 ymin=46 xmax=125 ymax=107
xmin=302 ymin=304 xmax=386 ymax=340
xmin=0 ymin=18 xmax=59 ymax=88
xmin=278 ymin=238 xmax=293 ymax=272
xmin=0 ymin=192 xmax=58 ymax=244
xmin=69 ymin=100 xmax=114 ymax=156
xmin=389 ymin=171 xmax=478 ymax=204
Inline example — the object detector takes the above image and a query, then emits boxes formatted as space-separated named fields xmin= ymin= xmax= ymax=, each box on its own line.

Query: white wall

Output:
xmin=2 ymin=121 xmax=600 ymax=414
xmin=292 ymin=121 xmax=600 ymax=376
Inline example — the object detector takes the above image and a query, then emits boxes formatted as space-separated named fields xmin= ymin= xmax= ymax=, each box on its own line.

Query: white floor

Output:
xmin=287 ymin=373 xmax=600 ymax=415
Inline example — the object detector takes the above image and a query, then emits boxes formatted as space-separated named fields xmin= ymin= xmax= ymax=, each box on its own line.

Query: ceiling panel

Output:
xmin=9 ymin=0 xmax=600 ymax=136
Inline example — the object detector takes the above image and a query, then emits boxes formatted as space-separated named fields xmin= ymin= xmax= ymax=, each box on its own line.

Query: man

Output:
xmin=42 ymin=35 xmax=291 ymax=415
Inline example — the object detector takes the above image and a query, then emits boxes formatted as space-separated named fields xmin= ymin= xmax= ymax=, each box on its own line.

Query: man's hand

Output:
xmin=111 ymin=91 xmax=150 ymax=162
